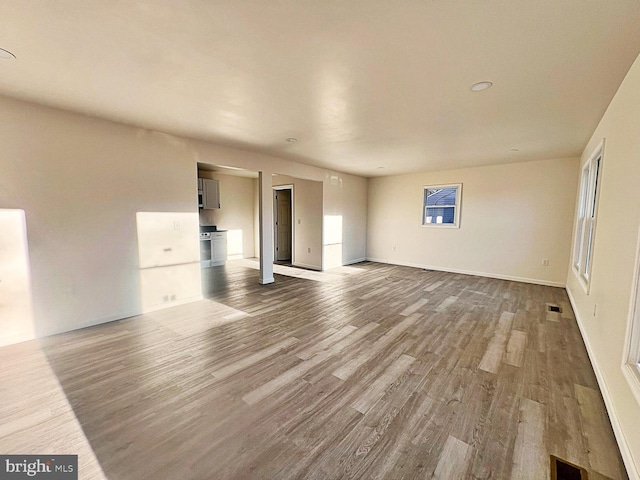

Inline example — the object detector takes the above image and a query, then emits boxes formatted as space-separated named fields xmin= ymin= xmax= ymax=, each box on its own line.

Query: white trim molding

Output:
xmin=343 ymin=257 xmax=367 ymax=266
xmin=366 ymin=257 xmax=565 ymax=287
xmin=567 ymin=287 xmax=640 ymax=480
xmin=421 ymin=183 xmax=462 ymax=228
xmin=292 ymin=262 xmax=322 ymax=271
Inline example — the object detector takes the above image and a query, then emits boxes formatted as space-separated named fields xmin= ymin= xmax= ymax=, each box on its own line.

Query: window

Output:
xmin=422 ymin=184 xmax=461 ymax=228
xmin=572 ymin=142 xmax=603 ymax=292
xmin=629 ymin=273 xmax=640 ymax=373
xmin=624 ymin=230 xmax=640 ymax=407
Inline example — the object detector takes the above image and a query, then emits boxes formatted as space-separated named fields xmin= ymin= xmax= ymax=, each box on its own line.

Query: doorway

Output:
xmin=273 ymin=186 xmax=293 ymax=264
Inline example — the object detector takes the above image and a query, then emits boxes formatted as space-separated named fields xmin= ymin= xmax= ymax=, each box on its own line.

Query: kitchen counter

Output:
xmin=199 ymin=225 xmax=227 ymax=233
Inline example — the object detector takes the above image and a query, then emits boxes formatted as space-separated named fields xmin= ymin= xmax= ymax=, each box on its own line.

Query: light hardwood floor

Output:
xmin=0 ymin=261 xmax=628 ymax=479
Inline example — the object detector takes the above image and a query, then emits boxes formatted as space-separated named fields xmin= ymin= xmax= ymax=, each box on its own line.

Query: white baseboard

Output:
xmin=27 ymin=307 xmax=142 ymax=343
xmin=292 ymin=262 xmax=322 ymax=271
xmin=566 ymin=287 xmax=639 ymax=480
xmin=0 ymin=294 xmax=206 ymax=347
xmin=293 ymin=258 xmax=364 ymax=272
xmin=365 ymin=257 xmax=565 ymax=288
xmin=0 ymin=331 xmax=36 ymax=348
xmin=343 ymin=257 xmax=367 ymax=266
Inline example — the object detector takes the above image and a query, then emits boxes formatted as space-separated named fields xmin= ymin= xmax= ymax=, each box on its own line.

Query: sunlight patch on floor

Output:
xmin=0 ymin=342 xmax=107 ymax=479
xmin=142 ymin=298 xmax=251 ymax=337
xmin=232 ymin=258 xmax=366 ymax=283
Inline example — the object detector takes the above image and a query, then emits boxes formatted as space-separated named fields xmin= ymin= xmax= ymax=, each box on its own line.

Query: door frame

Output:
xmin=273 ymin=185 xmax=294 ymax=264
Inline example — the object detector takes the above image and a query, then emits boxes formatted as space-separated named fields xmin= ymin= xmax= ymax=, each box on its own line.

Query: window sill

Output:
xmin=622 ymin=363 xmax=640 ymax=408
xmin=420 ymin=224 xmax=460 ymax=229
xmin=572 ymin=265 xmax=591 ymax=295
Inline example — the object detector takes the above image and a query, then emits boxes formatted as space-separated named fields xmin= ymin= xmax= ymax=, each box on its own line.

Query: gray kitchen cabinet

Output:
xmin=202 ymin=178 xmax=220 ymax=209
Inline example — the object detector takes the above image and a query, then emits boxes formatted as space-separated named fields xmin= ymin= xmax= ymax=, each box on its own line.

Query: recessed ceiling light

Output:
xmin=286 ymin=137 xmax=298 ymax=143
xmin=509 ymin=148 xmax=519 ymax=152
xmin=471 ymin=81 xmax=493 ymax=92
xmin=377 ymin=167 xmax=384 ymax=169
xmin=0 ymin=48 xmax=16 ymax=60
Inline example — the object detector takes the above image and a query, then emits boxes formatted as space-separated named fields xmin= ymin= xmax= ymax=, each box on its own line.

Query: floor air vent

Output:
xmin=548 ymin=305 xmax=562 ymax=313
xmin=550 ymin=455 xmax=587 ymax=480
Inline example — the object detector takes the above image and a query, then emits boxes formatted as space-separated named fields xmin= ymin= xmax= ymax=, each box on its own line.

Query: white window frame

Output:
xmin=421 ymin=183 xmax=462 ymax=228
xmin=572 ymin=141 xmax=604 ymax=293
xmin=623 ymin=225 xmax=640 ymax=407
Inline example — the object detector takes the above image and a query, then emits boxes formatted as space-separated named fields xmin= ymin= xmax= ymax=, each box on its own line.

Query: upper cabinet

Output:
xmin=200 ymin=178 xmax=220 ymax=209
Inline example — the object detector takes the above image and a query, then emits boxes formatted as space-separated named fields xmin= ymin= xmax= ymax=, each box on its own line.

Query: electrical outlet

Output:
xmin=392 ymin=245 xmax=397 ymax=251
xmin=308 ymin=247 xmax=311 ymax=253
xmin=173 ymin=221 xmax=180 ymax=231
xmin=593 ymin=304 xmax=597 ymax=317
xmin=542 ymin=259 xmax=549 ymax=266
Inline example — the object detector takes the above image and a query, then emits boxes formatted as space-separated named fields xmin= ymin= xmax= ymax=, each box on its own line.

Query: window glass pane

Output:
xmin=425 ymin=206 xmax=455 ymax=224
xmin=589 ymin=156 xmax=601 ymax=217
xmin=584 ymin=221 xmax=594 ymax=276
xmin=573 ymin=217 xmax=584 ymax=268
xmin=578 ymin=167 xmax=589 ymax=217
xmin=426 ymin=188 xmax=457 ymax=207
xmin=573 ymin=167 xmax=590 ymax=270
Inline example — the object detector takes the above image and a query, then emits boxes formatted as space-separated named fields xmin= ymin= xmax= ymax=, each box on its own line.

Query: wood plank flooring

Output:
xmin=0 ymin=261 xmax=628 ymax=479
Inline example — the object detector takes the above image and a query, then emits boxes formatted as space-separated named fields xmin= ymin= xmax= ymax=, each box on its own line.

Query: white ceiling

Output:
xmin=1 ymin=1 xmax=639 ymax=177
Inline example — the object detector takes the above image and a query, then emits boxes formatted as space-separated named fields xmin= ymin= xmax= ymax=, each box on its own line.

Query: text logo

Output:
xmin=0 ymin=455 xmax=77 ymax=479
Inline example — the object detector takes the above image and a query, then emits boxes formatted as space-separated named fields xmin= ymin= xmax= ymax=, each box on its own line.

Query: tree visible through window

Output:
xmin=422 ymin=184 xmax=461 ymax=227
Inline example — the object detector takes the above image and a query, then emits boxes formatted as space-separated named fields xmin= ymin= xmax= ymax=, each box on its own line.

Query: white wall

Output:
xmin=0 ymin=95 xmax=368 ymax=345
xmin=198 ymin=171 xmax=256 ymax=259
xmin=273 ymin=175 xmax=323 ymax=270
xmin=367 ymin=158 xmax=578 ymax=286
xmin=0 ymin=95 xmax=202 ymax=344
xmin=566 ymin=53 xmax=640 ymax=478
xmin=253 ymin=178 xmax=260 ymax=259
xmin=324 ymin=173 xmax=368 ymax=269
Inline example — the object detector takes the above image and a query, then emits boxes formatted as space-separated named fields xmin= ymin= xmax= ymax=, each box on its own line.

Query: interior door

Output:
xmin=274 ymin=188 xmax=292 ymax=261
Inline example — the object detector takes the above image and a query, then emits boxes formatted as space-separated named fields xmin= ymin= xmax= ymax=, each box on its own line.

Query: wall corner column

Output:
xmin=258 ymin=171 xmax=275 ymax=284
